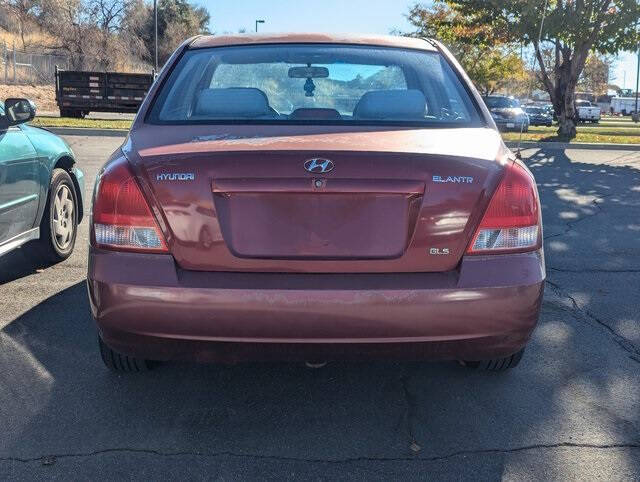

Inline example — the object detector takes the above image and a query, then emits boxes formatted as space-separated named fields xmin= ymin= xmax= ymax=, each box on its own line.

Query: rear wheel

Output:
xmin=98 ymin=336 xmax=153 ymax=372
xmin=464 ymin=348 xmax=525 ymax=371
xmin=60 ymin=109 xmax=84 ymax=118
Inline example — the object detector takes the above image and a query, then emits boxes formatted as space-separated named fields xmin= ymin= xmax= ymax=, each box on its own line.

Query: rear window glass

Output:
xmin=148 ymin=44 xmax=483 ymax=126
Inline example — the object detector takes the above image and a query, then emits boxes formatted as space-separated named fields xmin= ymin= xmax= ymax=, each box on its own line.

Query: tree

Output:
xmin=38 ymin=0 xmax=95 ymax=69
xmin=86 ymin=0 xmax=135 ymax=69
xmin=403 ymin=2 xmax=526 ymax=95
xmin=578 ymin=54 xmax=613 ymax=96
xmin=439 ymin=0 xmax=640 ymax=139
xmin=1 ymin=0 xmax=42 ymax=49
xmin=132 ymin=0 xmax=210 ymax=66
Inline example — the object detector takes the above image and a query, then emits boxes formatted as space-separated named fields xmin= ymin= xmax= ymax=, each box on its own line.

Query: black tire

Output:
xmin=60 ymin=109 xmax=84 ymax=118
xmin=98 ymin=336 xmax=153 ymax=372
xmin=32 ymin=168 xmax=78 ymax=264
xmin=464 ymin=348 xmax=525 ymax=371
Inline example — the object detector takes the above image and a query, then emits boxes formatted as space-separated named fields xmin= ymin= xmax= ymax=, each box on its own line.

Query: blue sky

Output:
xmin=197 ymin=0 xmax=638 ymax=91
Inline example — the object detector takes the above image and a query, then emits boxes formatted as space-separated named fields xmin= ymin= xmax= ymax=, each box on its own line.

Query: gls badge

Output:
xmin=430 ymin=248 xmax=450 ymax=255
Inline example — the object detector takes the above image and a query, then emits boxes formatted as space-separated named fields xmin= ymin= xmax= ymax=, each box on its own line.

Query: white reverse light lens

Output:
xmin=472 ymin=226 xmax=538 ymax=251
xmin=95 ymin=224 xmax=164 ymax=250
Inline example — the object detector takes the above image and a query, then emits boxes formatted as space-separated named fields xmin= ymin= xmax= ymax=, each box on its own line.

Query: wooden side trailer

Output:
xmin=55 ymin=68 xmax=153 ymax=118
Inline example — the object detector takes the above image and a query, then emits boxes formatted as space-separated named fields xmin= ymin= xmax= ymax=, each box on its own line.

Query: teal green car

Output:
xmin=0 ymin=98 xmax=84 ymax=262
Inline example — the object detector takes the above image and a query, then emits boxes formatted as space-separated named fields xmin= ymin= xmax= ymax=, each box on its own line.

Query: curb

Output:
xmin=38 ymin=126 xmax=129 ymax=137
xmin=505 ymin=141 xmax=639 ymax=151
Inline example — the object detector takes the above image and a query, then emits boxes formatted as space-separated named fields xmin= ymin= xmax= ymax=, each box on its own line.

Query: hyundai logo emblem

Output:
xmin=304 ymin=158 xmax=334 ymax=174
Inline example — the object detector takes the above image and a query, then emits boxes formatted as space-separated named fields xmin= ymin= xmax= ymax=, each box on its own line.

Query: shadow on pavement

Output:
xmin=0 ymin=247 xmax=52 ymax=284
xmin=1 ymin=275 xmax=639 ymax=478
xmin=522 ymin=148 xmax=640 ymax=363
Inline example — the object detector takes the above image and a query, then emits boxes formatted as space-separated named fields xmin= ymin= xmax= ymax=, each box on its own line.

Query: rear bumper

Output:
xmin=87 ymin=248 xmax=545 ymax=363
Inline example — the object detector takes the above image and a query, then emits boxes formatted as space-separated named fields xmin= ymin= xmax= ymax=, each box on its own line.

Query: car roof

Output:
xmin=189 ymin=33 xmax=438 ymax=51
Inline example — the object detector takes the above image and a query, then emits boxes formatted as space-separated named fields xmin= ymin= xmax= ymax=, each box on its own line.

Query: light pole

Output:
xmin=154 ymin=0 xmax=158 ymax=72
xmin=635 ymin=48 xmax=639 ymax=122
xmin=635 ymin=26 xmax=640 ymax=122
xmin=255 ymin=19 xmax=265 ymax=33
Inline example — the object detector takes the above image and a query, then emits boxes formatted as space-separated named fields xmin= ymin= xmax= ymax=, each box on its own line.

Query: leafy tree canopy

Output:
xmin=425 ymin=0 xmax=640 ymax=139
xmin=403 ymin=2 xmax=525 ymax=95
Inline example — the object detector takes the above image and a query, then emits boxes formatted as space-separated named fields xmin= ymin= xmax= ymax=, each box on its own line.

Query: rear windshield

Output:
xmin=148 ymin=44 xmax=483 ymax=126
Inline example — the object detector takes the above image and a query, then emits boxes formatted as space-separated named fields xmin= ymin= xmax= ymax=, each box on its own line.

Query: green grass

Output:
xmin=30 ymin=116 xmax=640 ymax=144
xmin=31 ymin=116 xmax=131 ymax=130
xmin=502 ymin=124 xmax=640 ymax=144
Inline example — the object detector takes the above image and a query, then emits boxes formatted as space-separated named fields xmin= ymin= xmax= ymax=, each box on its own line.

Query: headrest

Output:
xmin=353 ymin=89 xmax=427 ymax=120
xmin=195 ymin=88 xmax=271 ymax=118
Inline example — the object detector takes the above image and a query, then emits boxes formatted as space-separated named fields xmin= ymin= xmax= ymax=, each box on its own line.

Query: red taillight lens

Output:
xmin=467 ymin=161 xmax=540 ymax=254
xmin=92 ymin=158 xmax=168 ymax=253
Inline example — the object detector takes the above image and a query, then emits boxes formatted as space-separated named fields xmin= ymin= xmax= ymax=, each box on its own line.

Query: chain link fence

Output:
xmin=1 ymin=42 xmax=70 ymax=85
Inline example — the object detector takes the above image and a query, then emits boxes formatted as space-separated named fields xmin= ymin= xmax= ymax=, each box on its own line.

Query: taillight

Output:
xmin=467 ymin=161 xmax=540 ymax=254
xmin=92 ymin=158 xmax=168 ymax=253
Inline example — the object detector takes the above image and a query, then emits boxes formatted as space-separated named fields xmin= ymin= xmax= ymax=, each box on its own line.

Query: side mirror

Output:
xmin=3 ymin=98 xmax=36 ymax=126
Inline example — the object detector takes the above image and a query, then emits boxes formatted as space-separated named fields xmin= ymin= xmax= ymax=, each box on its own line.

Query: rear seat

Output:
xmin=353 ymin=89 xmax=427 ymax=120
xmin=193 ymin=87 xmax=277 ymax=119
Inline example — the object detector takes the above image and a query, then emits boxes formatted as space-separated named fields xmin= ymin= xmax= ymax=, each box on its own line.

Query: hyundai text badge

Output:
xmin=304 ymin=158 xmax=334 ymax=174
xmin=156 ymin=173 xmax=195 ymax=181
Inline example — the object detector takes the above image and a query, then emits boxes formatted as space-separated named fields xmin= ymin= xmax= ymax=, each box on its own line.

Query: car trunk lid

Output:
xmin=127 ymin=125 xmax=506 ymax=273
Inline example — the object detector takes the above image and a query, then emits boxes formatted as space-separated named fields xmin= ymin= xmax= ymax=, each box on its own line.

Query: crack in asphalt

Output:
xmin=543 ymin=194 xmax=611 ymax=241
xmin=545 ymin=279 xmax=640 ymax=363
xmin=2 ymin=442 xmax=639 ymax=466
xmin=539 ymin=184 xmax=640 ymax=363
xmin=400 ymin=370 xmax=420 ymax=454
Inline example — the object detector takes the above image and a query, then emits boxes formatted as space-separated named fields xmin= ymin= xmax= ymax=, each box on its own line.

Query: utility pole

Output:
xmin=635 ymin=25 xmax=640 ymax=122
xmin=635 ymin=49 xmax=640 ymax=122
xmin=255 ymin=19 xmax=265 ymax=33
xmin=154 ymin=0 xmax=158 ymax=71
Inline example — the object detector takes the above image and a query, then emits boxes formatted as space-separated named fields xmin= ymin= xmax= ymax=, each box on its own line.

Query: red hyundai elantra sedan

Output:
xmin=87 ymin=34 xmax=544 ymax=372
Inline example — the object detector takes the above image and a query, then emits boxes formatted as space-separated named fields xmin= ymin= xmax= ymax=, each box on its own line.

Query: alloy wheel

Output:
xmin=52 ymin=184 xmax=75 ymax=250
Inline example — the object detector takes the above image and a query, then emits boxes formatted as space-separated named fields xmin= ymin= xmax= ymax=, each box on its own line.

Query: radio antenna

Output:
xmin=517 ymin=0 xmax=549 ymax=159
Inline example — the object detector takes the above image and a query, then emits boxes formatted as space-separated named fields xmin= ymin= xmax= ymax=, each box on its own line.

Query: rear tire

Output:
xmin=60 ymin=109 xmax=84 ymax=118
xmin=98 ymin=336 xmax=153 ymax=372
xmin=32 ymin=169 xmax=78 ymax=264
xmin=464 ymin=348 xmax=525 ymax=371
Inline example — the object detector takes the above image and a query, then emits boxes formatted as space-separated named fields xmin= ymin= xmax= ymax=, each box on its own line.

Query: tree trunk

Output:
xmin=554 ymin=63 xmax=578 ymax=140
xmin=534 ymin=39 xmax=591 ymax=142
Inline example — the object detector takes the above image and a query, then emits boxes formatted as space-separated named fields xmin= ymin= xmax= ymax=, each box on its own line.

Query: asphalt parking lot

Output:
xmin=1 ymin=135 xmax=639 ymax=480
